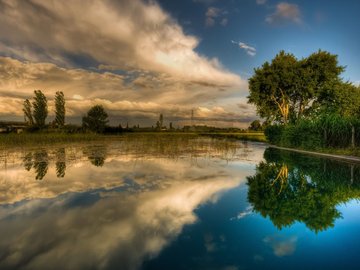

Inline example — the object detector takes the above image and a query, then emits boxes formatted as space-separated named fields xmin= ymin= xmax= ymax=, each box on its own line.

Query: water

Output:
xmin=0 ymin=135 xmax=360 ymax=270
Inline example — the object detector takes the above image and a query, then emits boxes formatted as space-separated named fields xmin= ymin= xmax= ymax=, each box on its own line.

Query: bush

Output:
xmin=264 ymin=125 xmax=284 ymax=144
xmin=266 ymin=114 xmax=360 ymax=149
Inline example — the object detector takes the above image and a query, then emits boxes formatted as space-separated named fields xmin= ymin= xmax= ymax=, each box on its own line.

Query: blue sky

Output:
xmin=0 ymin=0 xmax=359 ymax=127
xmin=159 ymin=0 xmax=360 ymax=83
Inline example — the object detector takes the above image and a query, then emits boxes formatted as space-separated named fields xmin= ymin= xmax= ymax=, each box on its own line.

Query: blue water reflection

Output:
xmin=0 ymin=136 xmax=359 ymax=269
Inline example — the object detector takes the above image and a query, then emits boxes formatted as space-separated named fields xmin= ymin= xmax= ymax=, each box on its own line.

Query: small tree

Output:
xmin=249 ymin=120 xmax=262 ymax=131
xmin=32 ymin=90 xmax=48 ymax=128
xmin=23 ymin=99 xmax=34 ymax=126
xmin=54 ymin=91 xmax=65 ymax=128
xmin=82 ymin=105 xmax=109 ymax=133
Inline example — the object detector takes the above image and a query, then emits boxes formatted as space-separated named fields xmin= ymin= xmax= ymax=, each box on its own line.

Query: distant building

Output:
xmin=0 ymin=121 xmax=27 ymax=133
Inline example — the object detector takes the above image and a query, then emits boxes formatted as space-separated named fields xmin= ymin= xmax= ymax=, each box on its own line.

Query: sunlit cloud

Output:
xmin=0 ymin=0 xmax=252 ymax=127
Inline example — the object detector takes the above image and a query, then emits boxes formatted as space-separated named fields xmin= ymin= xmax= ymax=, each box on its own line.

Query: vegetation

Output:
xmin=0 ymin=133 xmax=100 ymax=147
xmin=32 ymin=90 xmax=48 ymax=128
xmin=82 ymin=105 xmax=109 ymax=133
xmin=248 ymin=50 xmax=345 ymax=124
xmin=23 ymin=99 xmax=33 ymax=125
xmin=249 ymin=50 xmax=360 ymax=152
xmin=247 ymin=148 xmax=360 ymax=232
xmin=54 ymin=91 xmax=66 ymax=128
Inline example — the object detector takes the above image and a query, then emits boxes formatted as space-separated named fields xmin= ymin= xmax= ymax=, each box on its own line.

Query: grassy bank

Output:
xmin=0 ymin=131 xmax=266 ymax=148
xmin=201 ymin=132 xmax=266 ymax=142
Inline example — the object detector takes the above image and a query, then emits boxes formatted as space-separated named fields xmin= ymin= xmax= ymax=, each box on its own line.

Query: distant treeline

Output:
xmin=15 ymin=91 xmax=252 ymax=134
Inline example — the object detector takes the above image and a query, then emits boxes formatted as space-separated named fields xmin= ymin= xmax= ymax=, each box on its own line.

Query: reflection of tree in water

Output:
xmin=247 ymin=148 xmax=360 ymax=232
xmin=23 ymin=152 xmax=33 ymax=171
xmin=23 ymin=149 xmax=63 ymax=180
xmin=33 ymin=150 xmax=49 ymax=180
xmin=83 ymin=146 xmax=107 ymax=167
xmin=55 ymin=148 xmax=66 ymax=178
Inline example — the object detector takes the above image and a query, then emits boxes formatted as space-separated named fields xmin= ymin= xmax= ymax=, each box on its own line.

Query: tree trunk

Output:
xmin=351 ymin=125 xmax=355 ymax=148
xmin=324 ymin=129 xmax=327 ymax=147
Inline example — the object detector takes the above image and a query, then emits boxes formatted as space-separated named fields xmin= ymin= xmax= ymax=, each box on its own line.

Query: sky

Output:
xmin=0 ymin=0 xmax=359 ymax=128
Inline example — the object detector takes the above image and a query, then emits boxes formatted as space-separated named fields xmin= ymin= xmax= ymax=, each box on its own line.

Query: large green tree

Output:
xmin=32 ymin=90 xmax=48 ymax=128
xmin=54 ymin=91 xmax=66 ymax=127
xmin=82 ymin=105 xmax=109 ymax=133
xmin=248 ymin=50 xmax=345 ymax=124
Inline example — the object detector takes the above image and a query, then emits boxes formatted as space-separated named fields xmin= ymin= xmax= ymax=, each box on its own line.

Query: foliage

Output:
xmin=264 ymin=125 xmax=284 ymax=145
xmin=249 ymin=120 xmax=262 ymax=131
xmin=247 ymin=148 xmax=360 ymax=232
xmin=54 ymin=91 xmax=66 ymax=128
xmin=265 ymin=113 xmax=360 ymax=149
xmin=23 ymin=99 xmax=34 ymax=126
xmin=82 ymin=105 xmax=109 ymax=133
xmin=32 ymin=90 xmax=48 ymax=128
xmin=248 ymin=50 xmax=345 ymax=124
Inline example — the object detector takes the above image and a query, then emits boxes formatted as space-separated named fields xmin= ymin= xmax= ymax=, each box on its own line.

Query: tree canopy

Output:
xmin=82 ymin=105 xmax=109 ymax=133
xmin=54 ymin=91 xmax=66 ymax=127
xmin=32 ymin=90 xmax=48 ymax=128
xmin=248 ymin=50 xmax=347 ymax=124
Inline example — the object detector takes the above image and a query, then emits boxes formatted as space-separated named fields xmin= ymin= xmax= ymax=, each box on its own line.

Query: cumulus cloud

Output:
xmin=0 ymin=0 xmax=255 ymax=127
xmin=266 ymin=2 xmax=302 ymax=25
xmin=0 ymin=0 xmax=241 ymax=86
xmin=0 ymin=0 xmax=257 ymax=128
xmin=231 ymin=40 xmax=257 ymax=56
xmin=0 ymin=56 xmax=255 ymax=127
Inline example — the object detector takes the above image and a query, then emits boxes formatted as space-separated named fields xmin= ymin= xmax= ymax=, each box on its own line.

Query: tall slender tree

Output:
xmin=32 ymin=90 xmax=48 ymax=128
xmin=23 ymin=99 xmax=34 ymax=126
xmin=54 ymin=91 xmax=65 ymax=127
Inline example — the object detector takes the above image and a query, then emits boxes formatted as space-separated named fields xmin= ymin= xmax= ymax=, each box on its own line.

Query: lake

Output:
xmin=0 ymin=135 xmax=360 ymax=270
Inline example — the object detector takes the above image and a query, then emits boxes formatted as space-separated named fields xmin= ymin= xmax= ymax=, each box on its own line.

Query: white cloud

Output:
xmin=231 ymin=40 xmax=257 ymax=56
xmin=0 ymin=0 xmax=241 ymax=87
xmin=266 ymin=2 xmax=302 ymax=25
xmin=0 ymin=0 xmax=255 ymax=127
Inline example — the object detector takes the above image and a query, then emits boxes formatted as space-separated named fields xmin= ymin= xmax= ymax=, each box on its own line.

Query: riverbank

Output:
xmin=0 ymin=132 xmax=266 ymax=147
xmin=270 ymin=145 xmax=360 ymax=163
xmin=200 ymin=132 xmax=266 ymax=142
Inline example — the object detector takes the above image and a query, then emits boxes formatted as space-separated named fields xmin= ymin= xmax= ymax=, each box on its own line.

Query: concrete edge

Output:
xmin=269 ymin=145 xmax=360 ymax=163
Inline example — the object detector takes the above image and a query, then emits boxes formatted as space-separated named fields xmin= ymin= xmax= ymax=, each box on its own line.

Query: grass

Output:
xmin=0 ymin=132 xmax=101 ymax=147
xmin=0 ymin=131 xmax=267 ymax=148
xmin=201 ymin=132 xmax=267 ymax=142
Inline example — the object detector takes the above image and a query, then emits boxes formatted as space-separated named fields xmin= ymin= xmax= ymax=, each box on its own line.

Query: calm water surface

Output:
xmin=0 ymin=135 xmax=360 ymax=270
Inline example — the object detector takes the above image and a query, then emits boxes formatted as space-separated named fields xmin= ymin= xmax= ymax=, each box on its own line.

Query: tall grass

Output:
xmin=265 ymin=113 xmax=360 ymax=150
xmin=0 ymin=133 xmax=100 ymax=147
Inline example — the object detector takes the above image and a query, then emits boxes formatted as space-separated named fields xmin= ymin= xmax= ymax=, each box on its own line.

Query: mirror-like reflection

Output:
xmin=247 ymin=148 xmax=360 ymax=232
xmin=1 ymin=135 xmax=360 ymax=270
xmin=0 ymin=136 xmax=265 ymax=270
